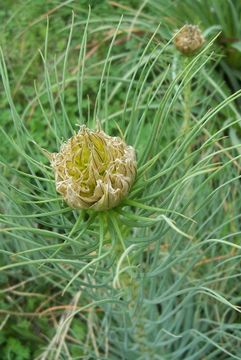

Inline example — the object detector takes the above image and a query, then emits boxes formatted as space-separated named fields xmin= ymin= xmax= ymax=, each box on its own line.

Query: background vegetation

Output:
xmin=0 ymin=1 xmax=240 ymax=359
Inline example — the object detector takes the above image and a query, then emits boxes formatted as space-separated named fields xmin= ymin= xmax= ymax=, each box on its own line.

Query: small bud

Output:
xmin=50 ymin=126 xmax=136 ymax=211
xmin=174 ymin=25 xmax=204 ymax=56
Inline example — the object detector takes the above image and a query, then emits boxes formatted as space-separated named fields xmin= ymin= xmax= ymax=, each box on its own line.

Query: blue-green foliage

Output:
xmin=0 ymin=1 xmax=241 ymax=359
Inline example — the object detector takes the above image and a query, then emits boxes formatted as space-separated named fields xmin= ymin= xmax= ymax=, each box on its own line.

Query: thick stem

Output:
xmin=181 ymin=58 xmax=192 ymax=135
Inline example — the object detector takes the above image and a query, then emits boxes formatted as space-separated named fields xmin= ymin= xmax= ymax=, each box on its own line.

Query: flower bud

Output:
xmin=174 ymin=25 xmax=204 ymax=55
xmin=50 ymin=126 xmax=136 ymax=211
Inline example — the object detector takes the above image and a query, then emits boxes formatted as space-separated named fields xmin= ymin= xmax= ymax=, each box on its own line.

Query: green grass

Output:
xmin=0 ymin=1 xmax=241 ymax=359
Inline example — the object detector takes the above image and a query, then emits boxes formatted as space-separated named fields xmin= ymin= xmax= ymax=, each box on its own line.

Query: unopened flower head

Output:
xmin=50 ymin=126 xmax=136 ymax=211
xmin=174 ymin=25 xmax=204 ymax=55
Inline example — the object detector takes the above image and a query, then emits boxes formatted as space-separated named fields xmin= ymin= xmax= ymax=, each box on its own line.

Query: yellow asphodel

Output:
xmin=50 ymin=126 xmax=136 ymax=211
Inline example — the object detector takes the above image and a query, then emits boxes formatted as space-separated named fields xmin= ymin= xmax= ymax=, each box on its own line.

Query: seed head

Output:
xmin=50 ymin=126 xmax=136 ymax=211
xmin=174 ymin=25 xmax=204 ymax=55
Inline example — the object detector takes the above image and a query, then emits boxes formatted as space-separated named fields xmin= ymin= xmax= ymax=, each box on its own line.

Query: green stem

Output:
xmin=182 ymin=58 xmax=192 ymax=135
xmin=183 ymin=79 xmax=191 ymax=133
